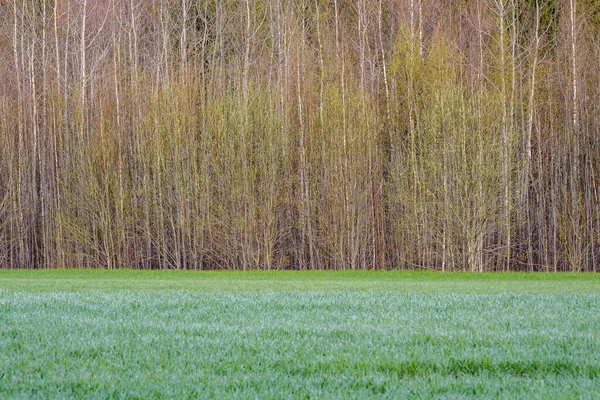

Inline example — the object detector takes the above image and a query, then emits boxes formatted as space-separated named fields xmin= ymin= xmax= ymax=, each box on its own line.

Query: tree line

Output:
xmin=0 ymin=0 xmax=599 ymax=271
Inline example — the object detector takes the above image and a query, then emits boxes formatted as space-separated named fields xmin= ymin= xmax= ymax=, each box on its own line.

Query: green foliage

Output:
xmin=517 ymin=0 xmax=559 ymax=41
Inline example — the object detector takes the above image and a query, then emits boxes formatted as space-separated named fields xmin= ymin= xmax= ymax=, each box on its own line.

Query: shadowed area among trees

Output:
xmin=0 ymin=0 xmax=599 ymax=271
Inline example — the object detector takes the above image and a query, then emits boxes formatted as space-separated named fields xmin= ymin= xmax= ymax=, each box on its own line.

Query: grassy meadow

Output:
xmin=1 ymin=271 xmax=599 ymax=398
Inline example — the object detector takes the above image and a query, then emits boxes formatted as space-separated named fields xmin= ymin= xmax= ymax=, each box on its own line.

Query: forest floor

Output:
xmin=1 ymin=270 xmax=599 ymax=398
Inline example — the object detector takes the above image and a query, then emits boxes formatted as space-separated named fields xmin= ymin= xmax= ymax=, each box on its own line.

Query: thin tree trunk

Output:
xmin=569 ymin=0 xmax=581 ymax=271
xmin=497 ymin=0 xmax=511 ymax=271
xmin=12 ymin=0 xmax=26 ymax=269
xmin=525 ymin=0 xmax=541 ymax=271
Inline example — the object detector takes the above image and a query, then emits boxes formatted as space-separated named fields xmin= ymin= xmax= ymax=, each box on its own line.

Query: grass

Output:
xmin=0 ymin=271 xmax=599 ymax=398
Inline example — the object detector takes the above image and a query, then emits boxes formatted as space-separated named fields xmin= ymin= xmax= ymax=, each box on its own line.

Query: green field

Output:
xmin=1 ymin=271 xmax=599 ymax=398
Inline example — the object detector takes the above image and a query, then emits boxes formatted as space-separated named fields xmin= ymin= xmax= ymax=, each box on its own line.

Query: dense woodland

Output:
xmin=0 ymin=0 xmax=599 ymax=271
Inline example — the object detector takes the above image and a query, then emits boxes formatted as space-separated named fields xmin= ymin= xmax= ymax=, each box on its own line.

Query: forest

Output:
xmin=0 ymin=0 xmax=599 ymax=271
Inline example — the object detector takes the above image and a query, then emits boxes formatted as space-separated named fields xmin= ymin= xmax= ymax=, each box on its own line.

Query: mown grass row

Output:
xmin=1 ymin=270 xmax=600 ymax=293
